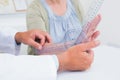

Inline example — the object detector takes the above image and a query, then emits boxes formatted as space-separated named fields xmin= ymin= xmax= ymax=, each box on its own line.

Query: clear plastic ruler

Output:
xmin=35 ymin=0 xmax=104 ymax=54
xmin=74 ymin=0 xmax=104 ymax=44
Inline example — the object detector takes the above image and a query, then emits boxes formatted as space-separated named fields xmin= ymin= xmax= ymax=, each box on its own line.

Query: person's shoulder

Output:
xmin=70 ymin=0 xmax=82 ymax=10
xmin=28 ymin=0 xmax=43 ymax=9
xmin=71 ymin=0 xmax=80 ymax=5
xmin=27 ymin=0 xmax=46 ymax=15
xmin=71 ymin=0 xmax=85 ymax=22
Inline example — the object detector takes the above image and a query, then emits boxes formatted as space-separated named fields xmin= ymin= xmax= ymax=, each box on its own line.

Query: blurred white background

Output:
xmin=81 ymin=0 xmax=120 ymax=47
xmin=0 ymin=0 xmax=120 ymax=54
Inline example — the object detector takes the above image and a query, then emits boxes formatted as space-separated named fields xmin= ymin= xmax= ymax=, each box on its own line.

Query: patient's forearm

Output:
xmin=0 ymin=54 xmax=57 ymax=80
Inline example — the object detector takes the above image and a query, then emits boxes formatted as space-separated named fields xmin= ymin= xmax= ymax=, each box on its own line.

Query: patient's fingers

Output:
xmin=86 ymin=15 xmax=101 ymax=39
xmin=91 ymin=31 xmax=100 ymax=40
xmin=76 ymin=40 xmax=100 ymax=51
xmin=89 ymin=15 xmax=101 ymax=32
xmin=87 ymin=31 xmax=100 ymax=41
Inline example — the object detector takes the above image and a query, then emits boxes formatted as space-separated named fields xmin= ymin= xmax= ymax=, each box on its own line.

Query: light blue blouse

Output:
xmin=41 ymin=0 xmax=82 ymax=43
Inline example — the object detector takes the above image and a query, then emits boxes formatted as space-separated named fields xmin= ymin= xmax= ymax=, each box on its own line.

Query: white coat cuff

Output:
xmin=0 ymin=54 xmax=57 ymax=80
xmin=0 ymin=28 xmax=21 ymax=55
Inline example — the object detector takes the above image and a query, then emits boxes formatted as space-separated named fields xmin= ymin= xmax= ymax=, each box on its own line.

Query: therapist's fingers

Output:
xmin=28 ymin=39 xmax=42 ymax=50
xmin=31 ymin=30 xmax=52 ymax=49
xmin=15 ymin=29 xmax=52 ymax=50
xmin=34 ymin=33 xmax=45 ymax=45
xmin=44 ymin=33 xmax=52 ymax=43
xmin=38 ymin=31 xmax=52 ymax=44
xmin=33 ymin=30 xmax=52 ymax=44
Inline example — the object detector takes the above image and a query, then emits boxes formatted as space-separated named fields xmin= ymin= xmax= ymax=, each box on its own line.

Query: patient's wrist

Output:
xmin=56 ymin=52 xmax=69 ymax=71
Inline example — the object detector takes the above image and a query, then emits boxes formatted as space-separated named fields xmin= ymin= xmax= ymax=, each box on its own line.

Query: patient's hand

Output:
xmin=85 ymin=14 xmax=101 ymax=42
xmin=57 ymin=40 xmax=100 ymax=71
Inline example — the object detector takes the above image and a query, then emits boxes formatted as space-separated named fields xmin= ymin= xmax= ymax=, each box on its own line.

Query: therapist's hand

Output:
xmin=57 ymin=40 xmax=100 ymax=71
xmin=15 ymin=29 xmax=52 ymax=50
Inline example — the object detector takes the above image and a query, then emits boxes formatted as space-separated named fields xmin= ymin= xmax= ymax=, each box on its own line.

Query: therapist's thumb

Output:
xmin=28 ymin=39 xmax=42 ymax=50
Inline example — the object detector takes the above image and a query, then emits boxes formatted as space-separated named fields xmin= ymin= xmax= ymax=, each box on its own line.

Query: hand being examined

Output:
xmin=57 ymin=40 xmax=100 ymax=71
xmin=85 ymin=14 xmax=101 ymax=42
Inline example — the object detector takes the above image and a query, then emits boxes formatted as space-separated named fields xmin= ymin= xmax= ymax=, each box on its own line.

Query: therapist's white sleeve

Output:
xmin=0 ymin=28 xmax=20 ymax=55
xmin=0 ymin=54 xmax=57 ymax=80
